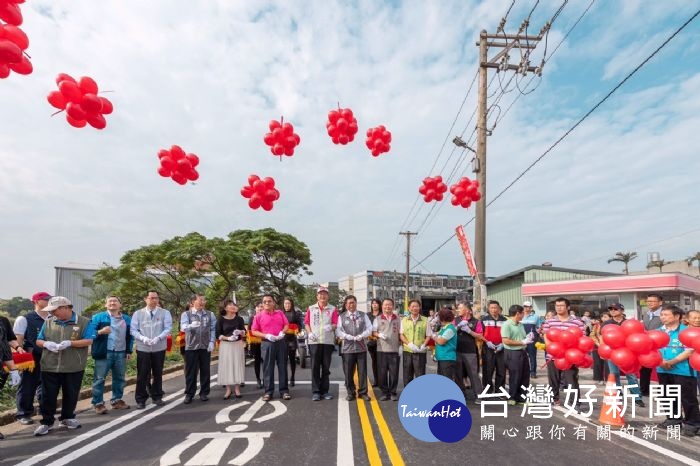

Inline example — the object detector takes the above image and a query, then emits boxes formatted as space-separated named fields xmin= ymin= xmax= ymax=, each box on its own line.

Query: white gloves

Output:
xmin=345 ymin=335 xmax=355 ymax=341
xmin=228 ymin=335 xmax=238 ymax=342
xmin=419 ymin=343 xmax=427 ymax=352
xmin=58 ymin=340 xmax=72 ymax=351
xmin=233 ymin=330 xmax=241 ymax=337
xmin=495 ymin=343 xmax=504 ymax=352
xmin=277 ymin=331 xmax=286 ymax=340
xmin=486 ymin=341 xmax=496 ymax=351
xmin=521 ymin=334 xmax=534 ymax=345
xmin=207 ymin=342 xmax=214 ymax=352
xmin=43 ymin=341 xmax=60 ymax=352
xmin=354 ymin=335 xmax=363 ymax=341
xmin=408 ymin=343 xmax=420 ymax=352
xmin=323 ymin=324 xmax=333 ymax=332
xmin=149 ymin=336 xmax=161 ymax=346
xmin=308 ymin=332 xmax=317 ymax=342
xmin=9 ymin=370 xmax=21 ymax=386
xmin=183 ymin=320 xmax=201 ymax=330
xmin=378 ymin=332 xmax=387 ymax=340
xmin=457 ymin=320 xmax=469 ymax=330
xmin=265 ymin=334 xmax=277 ymax=342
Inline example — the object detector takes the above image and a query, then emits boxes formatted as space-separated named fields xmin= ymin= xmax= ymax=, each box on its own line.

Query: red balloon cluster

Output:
xmin=326 ymin=107 xmax=358 ymax=145
xmin=365 ymin=125 xmax=391 ymax=157
xmin=263 ymin=118 xmax=300 ymax=159
xmin=47 ymin=74 xmax=114 ymax=129
xmin=418 ymin=176 xmax=447 ymax=202
xmin=546 ymin=327 xmax=595 ymax=370
xmin=679 ymin=327 xmax=700 ymax=371
xmin=157 ymin=145 xmax=200 ymax=185
xmin=0 ymin=24 xmax=31 ymax=78
xmin=598 ymin=320 xmax=666 ymax=374
xmin=240 ymin=175 xmax=279 ymax=211
xmin=0 ymin=0 xmax=24 ymax=26
xmin=449 ymin=177 xmax=482 ymax=208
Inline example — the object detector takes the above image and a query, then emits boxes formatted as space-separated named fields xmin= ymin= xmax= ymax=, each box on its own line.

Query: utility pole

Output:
xmin=473 ymin=19 xmax=546 ymax=310
xmin=399 ymin=231 xmax=417 ymax=312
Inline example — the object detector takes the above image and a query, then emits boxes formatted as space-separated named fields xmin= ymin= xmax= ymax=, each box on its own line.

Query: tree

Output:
xmin=228 ymin=228 xmax=312 ymax=304
xmin=647 ymin=260 xmax=668 ymax=273
xmin=0 ymin=296 xmax=33 ymax=317
xmin=686 ymin=252 xmax=700 ymax=276
xmin=607 ymin=251 xmax=638 ymax=275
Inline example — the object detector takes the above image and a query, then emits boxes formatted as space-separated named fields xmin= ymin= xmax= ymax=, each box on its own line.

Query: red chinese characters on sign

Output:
xmin=455 ymin=225 xmax=477 ymax=279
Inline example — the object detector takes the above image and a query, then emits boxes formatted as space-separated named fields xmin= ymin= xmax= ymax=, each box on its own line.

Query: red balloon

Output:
xmin=78 ymin=76 xmax=98 ymax=95
xmin=3 ymin=25 xmax=28 ymax=50
xmin=620 ymin=360 xmax=640 ymax=376
xmin=59 ymin=80 xmax=83 ymax=104
xmin=553 ymin=358 xmax=572 ymax=371
xmin=637 ymin=350 xmax=662 ymax=369
xmin=55 ymin=73 xmax=76 ymax=85
xmin=566 ymin=327 xmax=583 ymax=339
xmin=8 ymin=54 xmax=31 ymax=74
xmin=546 ymin=328 xmax=563 ymax=343
xmin=625 ymin=333 xmax=653 ymax=354
xmin=263 ymin=177 xmax=275 ymax=189
xmin=601 ymin=324 xmax=618 ymax=336
xmin=338 ymin=134 xmax=349 ymax=145
xmin=247 ymin=174 xmax=260 ymax=185
xmin=581 ymin=354 xmax=594 ymax=368
xmin=679 ymin=328 xmax=700 ymax=349
xmin=171 ymin=173 xmax=187 ymax=185
xmin=558 ymin=330 xmax=577 ymax=349
xmin=565 ymin=348 xmax=585 ymax=366
xmin=268 ymin=119 xmax=281 ymax=131
xmin=176 ymin=159 xmax=192 ymax=173
xmin=98 ymin=97 xmax=113 ymax=115
xmin=170 ymin=145 xmax=186 ymax=160
xmin=546 ymin=341 xmax=566 ymax=358
xmin=47 ymin=91 xmax=67 ymax=110
xmin=621 ymin=319 xmax=645 ymax=336
xmin=248 ymin=197 xmax=261 ymax=209
xmin=597 ymin=343 xmax=612 ymax=360
xmin=261 ymin=200 xmax=274 ymax=211
xmin=577 ymin=336 xmax=595 ymax=353
xmin=0 ymin=2 xmax=22 ymax=26
xmin=610 ymin=347 xmax=636 ymax=369
xmin=241 ymin=185 xmax=253 ymax=198
xmin=65 ymin=115 xmax=86 ymax=128
xmin=0 ymin=39 xmax=22 ymax=63
xmin=157 ymin=149 xmax=171 ymax=159
xmin=602 ymin=326 xmax=626 ymax=349
xmin=272 ymin=144 xmax=284 ymax=156
xmin=159 ymin=157 xmax=174 ymax=171
xmin=157 ymin=166 xmax=171 ymax=178
xmin=689 ymin=352 xmax=700 ymax=372
xmin=87 ymin=113 xmax=106 ymax=130
xmin=647 ymin=330 xmax=670 ymax=349
xmin=0 ymin=63 xmax=9 ymax=79
xmin=185 ymin=153 xmax=199 ymax=167
xmin=186 ymin=170 xmax=199 ymax=181
xmin=81 ymin=93 xmax=102 ymax=114
xmin=263 ymin=133 xmax=274 ymax=146
xmin=65 ymin=102 xmax=86 ymax=121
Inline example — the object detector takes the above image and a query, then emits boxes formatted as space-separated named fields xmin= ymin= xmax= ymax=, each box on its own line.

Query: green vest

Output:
xmin=402 ymin=315 xmax=427 ymax=353
xmin=40 ymin=315 xmax=90 ymax=373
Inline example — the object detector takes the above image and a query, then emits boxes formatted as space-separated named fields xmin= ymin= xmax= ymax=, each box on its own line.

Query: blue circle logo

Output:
xmin=398 ymin=374 xmax=472 ymax=442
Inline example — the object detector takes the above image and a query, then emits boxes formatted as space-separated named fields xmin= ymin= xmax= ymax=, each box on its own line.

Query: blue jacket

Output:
xmin=657 ymin=323 xmax=696 ymax=377
xmin=91 ymin=311 xmax=134 ymax=359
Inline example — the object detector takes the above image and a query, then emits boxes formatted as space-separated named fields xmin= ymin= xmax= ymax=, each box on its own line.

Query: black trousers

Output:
xmin=261 ymin=340 xmax=288 ymax=396
xmin=135 ymin=350 xmax=165 ymax=404
xmin=437 ymin=360 xmax=457 ymax=383
xmin=402 ymin=352 xmax=427 ymax=388
xmin=546 ymin=361 xmax=579 ymax=402
xmin=250 ymin=343 xmax=262 ymax=381
xmin=367 ymin=344 xmax=379 ymax=385
xmin=184 ymin=349 xmax=211 ymax=397
xmin=657 ymin=373 xmax=700 ymax=426
xmin=592 ymin=348 xmax=609 ymax=382
xmin=343 ymin=351 xmax=368 ymax=396
xmin=639 ymin=367 xmax=652 ymax=397
xmin=286 ymin=343 xmax=297 ymax=380
xmin=39 ymin=371 xmax=84 ymax=426
xmin=505 ymin=349 xmax=531 ymax=402
xmin=16 ymin=357 xmax=42 ymax=418
xmin=378 ymin=351 xmax=399 ymax=396
xmin=482 ymin=346 xmax=506 ymax=393
xmin=310 ymin=344 xmax=334 ymax=395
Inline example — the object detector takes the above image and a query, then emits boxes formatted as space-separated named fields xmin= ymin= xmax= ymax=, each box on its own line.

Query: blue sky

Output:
xmin=1 ymin=1 xmax=699 ymax=298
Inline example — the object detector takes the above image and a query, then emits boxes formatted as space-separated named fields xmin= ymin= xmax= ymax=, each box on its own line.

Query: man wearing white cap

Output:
xmin=34 ymin=297 xmax=96 ymax=436
xmin=521 ymin=301 xmax=540 ymax=379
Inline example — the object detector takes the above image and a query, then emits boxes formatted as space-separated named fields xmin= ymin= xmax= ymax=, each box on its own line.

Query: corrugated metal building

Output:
xmin=55 ymin=266 xmax=98 ymax=314
xmin=486 ymin=265 xmax=616 ymax=314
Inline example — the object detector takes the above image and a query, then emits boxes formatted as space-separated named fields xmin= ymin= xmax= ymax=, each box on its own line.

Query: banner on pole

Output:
xmin=455 ymin=225 xmax=478 ymax=279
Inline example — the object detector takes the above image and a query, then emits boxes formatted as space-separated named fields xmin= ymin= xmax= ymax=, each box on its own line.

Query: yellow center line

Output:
xmin=365 ymin=374 xmax=406 ymax=466
xmin=354 ymin=369 xmax=383 ymax=465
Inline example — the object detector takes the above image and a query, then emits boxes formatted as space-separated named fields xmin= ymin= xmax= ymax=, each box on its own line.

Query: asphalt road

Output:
xmin=0 ymin=349 xmax=698 ymax=466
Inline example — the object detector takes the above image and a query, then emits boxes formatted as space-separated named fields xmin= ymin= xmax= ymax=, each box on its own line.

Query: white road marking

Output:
xmin=554 ymin=406 xmax=700 ymax=466
xmin=159 ymin=431 xmax=271 ymax=466
xmin=337 ymin=384 xmax=354 ymax=466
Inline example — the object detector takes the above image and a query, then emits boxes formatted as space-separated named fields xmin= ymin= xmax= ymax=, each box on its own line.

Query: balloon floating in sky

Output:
xmin=326 ymin=107 xmax=358 ymax=145
xmin=449 ymin=177 xmax=481 ymax=208
xmin=263 ymin=118 xmax=300 ymax=160
xmin=157 ymin=145 xmax=199 ymax=185
xmin=0 ymin=0 xmax=25 ymax=26
xmin=365 ymin=125 xmax=391 ymax=157
xmin=240 ymin=174 xmax=279 ymax=211
xmin=0 ymin=24 xmax=32 ymax=78
xmin=47 ymin=74 xmax=114 ymax=129
xmin=418 ymin=176 xmax=447 ymax=202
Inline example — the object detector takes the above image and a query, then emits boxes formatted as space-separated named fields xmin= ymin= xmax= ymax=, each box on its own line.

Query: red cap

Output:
xmin=32 ymin=292 xmax=51 ymax=302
